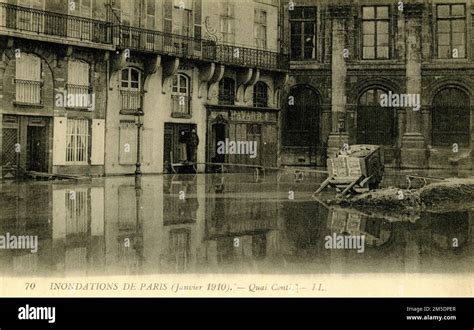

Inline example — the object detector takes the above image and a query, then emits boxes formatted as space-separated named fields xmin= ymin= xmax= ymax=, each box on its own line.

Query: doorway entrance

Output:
xmin=27 ymin=126 xmax=47 ymax=172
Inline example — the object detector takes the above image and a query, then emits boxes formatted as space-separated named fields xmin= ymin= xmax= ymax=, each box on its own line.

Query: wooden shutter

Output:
xmin=91 ymin=119 xmax=105 ymax=165
xmin=193 ymin=0 xmax=202 ymax=51
xmin=53 ymin=117 xmax=67 ymax=165
xmin=164 ymin=0 xmax=172 ymax=48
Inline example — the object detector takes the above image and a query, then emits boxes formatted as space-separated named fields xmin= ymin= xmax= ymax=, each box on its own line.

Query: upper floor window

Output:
xmin=120 ymin=67 xmax=142 ymax=113
xmin=436 ymin=4 xmax=466 ymax=59
xmin=220 ymin=0 xmax=235 ymax=44
xmin=218 ymin=77 xmax=235 ymax=105
xmin=15 ymin=53 xmax=42 ymax=105
xmin=290 ymin=7 xmax=316 ymax=60
xmin=362 ymin=6 xmax=390 ymax=59
xmin=253 ymin=82 xmax=268 ymax=108
xmin=171 ymin=73 xmax=191 ymax=116
xmin=254 ymin=9 xmax=267 ymax=49
xmin=67 ymin=60 xmax=91 ymax=109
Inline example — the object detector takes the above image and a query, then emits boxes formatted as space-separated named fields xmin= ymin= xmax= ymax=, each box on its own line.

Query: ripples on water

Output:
xmin=0 ymin=170 xmax=472 ymax=276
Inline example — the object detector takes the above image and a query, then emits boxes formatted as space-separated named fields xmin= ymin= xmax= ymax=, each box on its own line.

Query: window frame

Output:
xmin=220 ymin=0 xmax=235 ymax=44
xmin=66 ymin=118 xmax=90 ymax=165
xmin=253 ymin=81 xmax=268 ymax=108
xmin=254 ymin=9 xmax=267 ymax=49
xmin=120 ymin=67 xmax=142 ymax=114
xmin=171 ymin=73 xmax=192 ymax=117
xmin=14 ymin=53 xmax=43 ymax=106
xmin=66 ymin=59 xmax=92 ymax=109
xmin=289 ymin=6 xmax=317 ymax=61
xmin=435 ymin=3 xmax=467 ymax=59
xmin=218 ymin=77 xmax=236 ymax=105
xmin=361 ymin=5 xmax=391 ymax=60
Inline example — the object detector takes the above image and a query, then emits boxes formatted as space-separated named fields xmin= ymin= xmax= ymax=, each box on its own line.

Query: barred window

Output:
xmin=362 ymin=6 xmax=390 ymax=59
xmin=66 ymin=119 xmax=89 ymax=164
xmin=220 ymin=0 xmax=235 ymax=44
xmin=15 ymin=53 xmax=42 ymax=105
xmin=218 ymin=77 xmax=235 ymax=105
xmin=436 ymin=4 xmax=466 ymax=59
xmin=254 ymin=9 xmax=267 ymax=49
xmin=253 ymin=82 xmax=268 ymax=108
xmin=290 ymin=7 xmax=316 ymax=60
xmin=67 ymin=60 xmax=91 ymax=108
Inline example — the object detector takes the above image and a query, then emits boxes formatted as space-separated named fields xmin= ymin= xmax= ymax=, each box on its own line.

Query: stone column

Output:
xmin=327 ymin=5 xmax=351 ymax=158
xmin=401 ymin=3 xmax=427 ymax=168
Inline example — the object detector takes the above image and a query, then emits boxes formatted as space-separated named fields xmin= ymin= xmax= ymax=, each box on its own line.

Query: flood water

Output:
xmin=0 ymin=170 xmax=473 ymax=276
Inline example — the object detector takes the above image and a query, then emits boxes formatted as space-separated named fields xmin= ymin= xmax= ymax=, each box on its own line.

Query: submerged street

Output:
xmin=0 ymin=170 xmax=473 ymax=276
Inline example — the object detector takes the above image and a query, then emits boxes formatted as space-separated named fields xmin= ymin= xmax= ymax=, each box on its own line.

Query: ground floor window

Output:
xmin=66 ymin=119 xmax=89 ymax=164
xmin=432 ymin=87 xmax=470 ymax=147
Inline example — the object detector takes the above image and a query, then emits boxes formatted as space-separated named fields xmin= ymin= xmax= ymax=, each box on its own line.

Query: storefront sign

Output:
xmin=230 ymin=111 xmax=277 ymax=123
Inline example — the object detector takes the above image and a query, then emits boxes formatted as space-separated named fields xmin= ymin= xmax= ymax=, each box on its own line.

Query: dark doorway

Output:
xmin=27 ymin=126 xmax=47 ymax=172
xmin=163 ymin=123 xmax=197 ymax=173
xmin=212 ymin=123 xmax=226 ymax=163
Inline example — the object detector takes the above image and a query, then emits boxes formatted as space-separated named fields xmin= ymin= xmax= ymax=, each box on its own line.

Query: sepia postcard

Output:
xmin=0 ymin=0 xmax=473 ymax=299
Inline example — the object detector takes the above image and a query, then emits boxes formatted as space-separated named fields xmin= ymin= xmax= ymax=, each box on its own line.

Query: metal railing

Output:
xmin=15 ymin=79 xmax=42 ymax=105
xmin=171 ymin=95 xmax=191 ymax=117
xmin=66 ymin=84 xmax=93 ymax=108
xmin=0 ymin=3 xmax=112 ymax=44
xmin=120 ymin=90 xmax=141 ymax=113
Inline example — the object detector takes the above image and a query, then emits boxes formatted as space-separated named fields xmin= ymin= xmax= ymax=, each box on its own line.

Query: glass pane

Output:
xmin=304 ymin=7 xmax=316 ymax=19
xmin=452 ymin=33 xmax=465 ymax=46
xmin=122 ymin=69 xmax=128 ymax=81
xmin=304 ymin=22 xmax=314 ymax=34
xmin=130 ymin=69 xmax=139 ymax=82
xmin=437 ymin=46 xmax=450 ymax=58
xmin=291 ymin=46 xmax=302 ymax=60
xmin=362 ymin=6 xmax=375 ymax=19
xmin=454 ymin=45 xmax=465 ymax=58
xmin=363 ymin=47 xmax=375 ymax=59
xmin=452 ymin=20 xmax=465 ymax=33
xmin=304 ymin=35 xmax=314 ymax=47
xmin=304 ymin=47 xmax=314 ymax=59
xmin=291 ymin=22 xmax=301 ymax=35
xmin=377 ymin=33 xmax=389 ymax=47
xmin=131 ymin=82 xmax=139 ymax=89
xmin=377 ymin=21 xmax=388 ymax=34
xmin=437 ymin=21 xmax=450 ymax=33
xmin=363 ymin=21 xmax=375 ymax=35
xmin=377 ymin=46 xmax=389 ymax=59
xmin=172 ymin=75 xmax=178 ymax=87
xmin=451 ymin=5 xmax=465 ymax=17
xmin=438 ymin=33 xmax=450 ymax=46
xmin=437 ymin=5 xmax=450 ymax=18
xmin=363 ymin=34 xmax=375 ymax=46
xmin=376 ymin=6 xmax=389 ymax=19
xmin=180 ymin=76 xmax=187 ymax=89
xmin=290 ymin=7 xmax=303 ymax=19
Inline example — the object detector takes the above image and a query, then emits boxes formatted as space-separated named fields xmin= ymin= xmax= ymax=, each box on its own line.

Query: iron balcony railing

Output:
xmin=171 ymin=95 xmax=192 ymax=117
xmin=116 ymin=25 xmax=288 ymax=71
xmin=14 ymin=79 xmax=42 ymax=105
xmin=0 ymin=3 xmax=112 ymax=45
xmin=65 ymin=84 xmax=93 ymax=109
xmin=120 ymin=90 xmax=142 ymax=114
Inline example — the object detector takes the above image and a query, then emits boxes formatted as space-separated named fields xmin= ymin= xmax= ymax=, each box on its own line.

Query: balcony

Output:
xmin=65 ymin=84 xmax=93 ymax=109
xmin=116 ymin=26 xmax=288 ymax=71
xmin=120 ymin=90 xmax=141 ymax=115
xmin=202 ymin=41 xmax=288 ymax=71
xmin=171 ymin=95 xmax=191 ymax=118
xmin=0 ymin=3 xmax=113 ymax=49
xmin=14 ymin=79 xmax=42 ymax=106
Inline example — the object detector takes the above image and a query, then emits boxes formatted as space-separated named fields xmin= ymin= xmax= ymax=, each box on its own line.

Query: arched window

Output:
xmin=283 ymin=86 xmax=319 ymax=147
xmin=172 ymin=73 xmax=191 ymax=116
xmin=253 ymin=82 xmax=268 ymax=107
xmin=432 ymin=87 xmax=470 ymax=147
xmin=357 ymin=88 xmax=396 ymax=145
xmin=120 ymin=67 xmax=142 ymax=113
xmin=218 ymin=77 xmax=235 ymax=105
xmin=15 ymin=53 xmax=41 ymax=105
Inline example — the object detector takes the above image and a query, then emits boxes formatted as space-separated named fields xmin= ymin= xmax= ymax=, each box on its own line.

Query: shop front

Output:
xmin=206 ymin=106 xmax=279 ymax=169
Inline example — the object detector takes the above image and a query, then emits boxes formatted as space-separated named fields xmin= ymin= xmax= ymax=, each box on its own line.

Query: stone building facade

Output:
xmin=281 ymin=0 xmax=474 ymax=170
xmin=0 ymin=0 xmax=286 ymax=178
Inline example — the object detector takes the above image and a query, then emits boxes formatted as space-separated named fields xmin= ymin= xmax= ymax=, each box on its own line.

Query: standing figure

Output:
xmin=186 ymin=129 xmax=199 ymax=163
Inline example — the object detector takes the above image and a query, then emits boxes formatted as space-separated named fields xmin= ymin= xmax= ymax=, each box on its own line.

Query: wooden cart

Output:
xmin=313 ymin=144 xmax=384 ymax=196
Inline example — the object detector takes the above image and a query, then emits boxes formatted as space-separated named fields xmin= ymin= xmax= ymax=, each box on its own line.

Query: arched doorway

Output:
xmin=432 ymin=87 xmax=470 ymax=147
xmin=283 ymin=86 xmax=320 ymax=161
xmin=357 ymin=88 xmax=396 ymax=145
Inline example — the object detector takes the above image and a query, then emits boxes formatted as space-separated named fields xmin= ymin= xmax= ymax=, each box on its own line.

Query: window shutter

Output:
xmin=193 ymin=0 xmax=202 ymax=51
xmin=53 ymin=117 xmax=67 ymax=165
xmin=91 ymin=119 xmax=105 ymax=165
xmin=164 ymin=0 xmax=172 ymax=33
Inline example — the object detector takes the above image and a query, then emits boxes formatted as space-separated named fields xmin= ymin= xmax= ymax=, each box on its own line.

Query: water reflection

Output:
xmin=0 ymin=173 xmax=472 ymax=276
